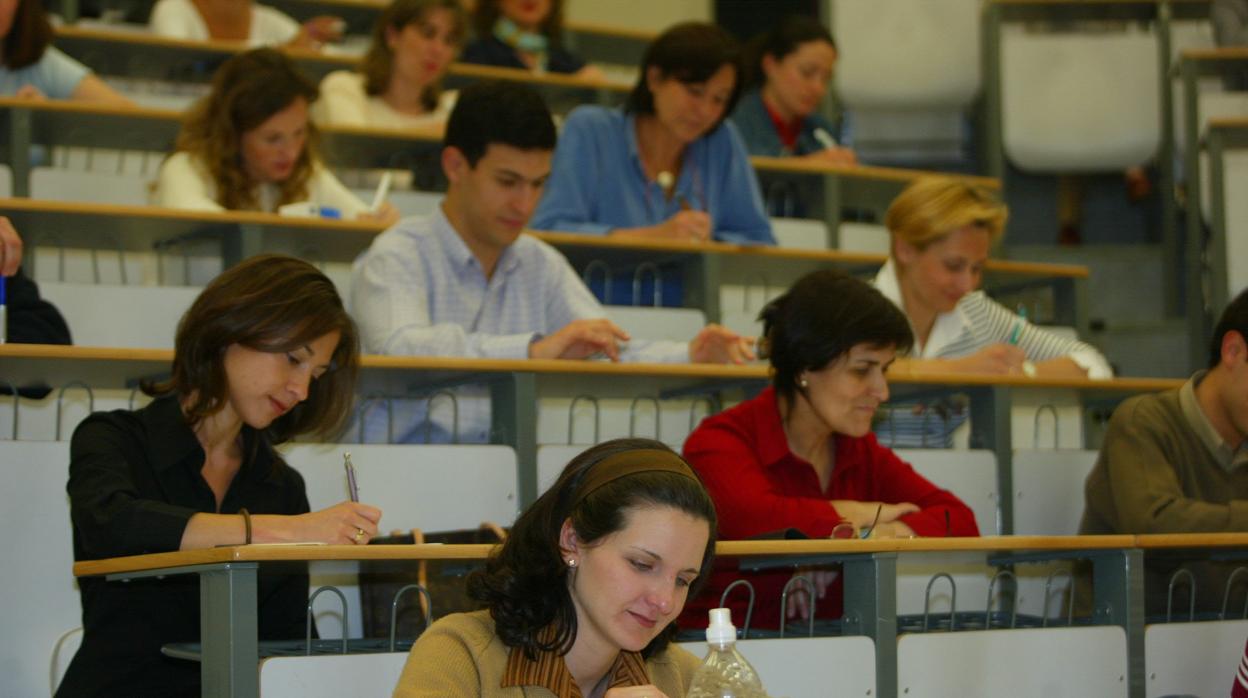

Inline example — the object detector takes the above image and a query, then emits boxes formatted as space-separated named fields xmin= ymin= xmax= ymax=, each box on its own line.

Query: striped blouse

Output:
xmin=871 ymin=259 xmax=1113 ymax=447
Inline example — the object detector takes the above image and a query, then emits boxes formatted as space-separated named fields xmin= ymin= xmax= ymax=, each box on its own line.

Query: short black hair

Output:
xmin=760 ymin=269 xmax=914 ymax=402
xmin=743 ymin=15 xmax=837 ymax=89
xmin=444 ymin=80 xmax=557 ymax=167
xmin=1209 ymin=287 xmax=1248 ymax=368
xmin=625 ymin=22 xmax=743 ymax=130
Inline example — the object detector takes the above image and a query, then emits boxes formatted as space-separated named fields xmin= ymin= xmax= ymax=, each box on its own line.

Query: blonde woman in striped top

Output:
xmin=872 ymin=177 xmax=1112 ymax=446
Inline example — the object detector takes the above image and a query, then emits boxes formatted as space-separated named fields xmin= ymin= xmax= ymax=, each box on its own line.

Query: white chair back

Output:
xmin=38 ymin=283 xmax=200 ymax=349
xmin=1012 ymin=449 xmax=1099 ymax=536
xmin=1145 ymin=619 xmax=1248 ymax=698
xmin=0 ymin=441 xmax=81 ymax=698
xmin=833 ymin=0 xmax=982 ymax=109
xmin=259 ymin=652 xmax=408 ymax=697
xmin=678 ymin=636 xmax=875 ymax=698
xmin=1002 ymin=26 xmax=1161 ymax=171
xmin=30 ymin=166 xmax=153 ymax=206
xmin=897 ymin=626 xmax=1128 ymax=697
xmin=605 ymin=306 xmax=707 ymax=343
xmin=770 ymin=217 xmax=829 ymax=250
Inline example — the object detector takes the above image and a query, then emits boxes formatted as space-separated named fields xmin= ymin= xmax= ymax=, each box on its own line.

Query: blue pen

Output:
xmin=0 ymin=275 xmax=7 ymax=344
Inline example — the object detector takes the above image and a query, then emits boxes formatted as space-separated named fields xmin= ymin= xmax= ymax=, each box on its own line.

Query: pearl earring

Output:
xmin=566 ymin=558 xmax=577 ymax=568
xmin=799 ymin=378 xmax=809 ymax=388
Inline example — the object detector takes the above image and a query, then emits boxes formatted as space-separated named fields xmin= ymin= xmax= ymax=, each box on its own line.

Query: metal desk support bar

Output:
xmin=6 ymin=106 xmax=32 ymax=198
xmin=107 ymin=561 xmax=261 ymax=698
xmin=842 ymin=552 xmax=899 ymax=698
xmin=491 ymin=372 xmax=539 ymax=507
xmin=201 ymin=563 xmax=261 ymax=698
xmin=1092 ymin=548 xmax=1146 ymax=698
xmin=969 ymin=385 xmax=1013 ymax=535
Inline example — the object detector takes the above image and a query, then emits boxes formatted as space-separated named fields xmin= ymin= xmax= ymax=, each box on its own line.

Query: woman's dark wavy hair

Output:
xmin=145 ymin=254 xmax=360 ymax=444
xmin=3 ymin=0 xmax=54 ymax=70
xmin=471 ymin=0 xmax=567 ymax=48
xmin=361 ymin=0 xmax=466 ymax=108
xmin=759 ymin=269 xmax=914 ymax=405
xmin=625 ymin=22 xmax=743 ymax=133
xmin=742 ymin=15 xmax=837 ymax=90
xmin=467 ymin=438 xmax=717 ymax=660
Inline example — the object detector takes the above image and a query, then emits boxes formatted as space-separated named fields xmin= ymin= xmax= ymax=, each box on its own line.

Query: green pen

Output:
xmin=1008 ymin=307 xmax=1028 ymax=345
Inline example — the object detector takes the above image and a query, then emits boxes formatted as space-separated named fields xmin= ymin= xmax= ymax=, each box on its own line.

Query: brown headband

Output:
xmin=573 ymin=448 xmax=700 ymax=503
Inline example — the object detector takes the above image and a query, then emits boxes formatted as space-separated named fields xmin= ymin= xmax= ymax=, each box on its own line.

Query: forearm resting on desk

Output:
xmin=179 ymin=502 xmax=382 ymax=549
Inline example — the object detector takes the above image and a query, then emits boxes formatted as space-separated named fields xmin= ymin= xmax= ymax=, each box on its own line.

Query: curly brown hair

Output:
xmin=174 ymin=49 xmax=321 ymax=211
xmin=361 ymin=0 xmax=465 ymax=110
xmin=146 ymin=254 xmax=360 ymax=444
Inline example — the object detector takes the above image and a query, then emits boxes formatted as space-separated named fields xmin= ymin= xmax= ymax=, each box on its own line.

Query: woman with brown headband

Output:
xmin=393 ymin=438 xmax=715 ymax=698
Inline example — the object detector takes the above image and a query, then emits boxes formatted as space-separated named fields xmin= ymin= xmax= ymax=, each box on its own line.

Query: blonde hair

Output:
xmin=175 ymin=49 xmax=321 ymax=212
xmin=884 ymin=177 xmax=1008 ymax=251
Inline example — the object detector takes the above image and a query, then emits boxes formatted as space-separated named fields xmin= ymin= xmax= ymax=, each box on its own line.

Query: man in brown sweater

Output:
xmin=1081 ymin=287 xmax=1248 ymax=616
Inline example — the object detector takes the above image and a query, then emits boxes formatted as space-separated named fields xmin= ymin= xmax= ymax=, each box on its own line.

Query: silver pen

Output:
xmin=344 ymin=452 xmax=359 ymax=503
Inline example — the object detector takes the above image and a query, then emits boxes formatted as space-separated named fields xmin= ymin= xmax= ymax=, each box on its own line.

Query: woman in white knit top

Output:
xmin=153 ymin=48 xmax=398 ymax=224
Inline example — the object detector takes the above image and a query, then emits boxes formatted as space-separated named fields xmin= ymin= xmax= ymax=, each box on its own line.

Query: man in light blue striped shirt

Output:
xmin=349 ymin=81 xmax=755 ymax=443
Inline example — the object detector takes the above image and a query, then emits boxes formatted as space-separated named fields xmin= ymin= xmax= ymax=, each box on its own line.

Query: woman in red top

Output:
xmin=680 ymin=269 xmax=979 ymax=631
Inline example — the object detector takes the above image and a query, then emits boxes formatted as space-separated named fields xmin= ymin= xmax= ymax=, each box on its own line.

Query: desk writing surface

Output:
xmin=75 ymin=536 xmax=1140 ymax=578
xmin=55 ymin=25 xmax=629 ymax=92
xmin=718 ymin=535 xmax=1137 ymax=558
xmin=1 ymin=198 xmax=384 ymax=260
xmin=0 ymin=343 xmax=1183 ymax=393
xmin=73 ymin=543 xmax=499 ymax=577
xmin=1182 ymin=47 xmax=1248 ymax=62
xmin=1134 ymin=533 xmax=1248 ymax=549
xmin=528 ymin=232 xmax=1088 ymax=280
xmin=1209 ymin=117 xmax=1248 ymax=130
xmin=749 ymin=157 xmax=1001 ymax=190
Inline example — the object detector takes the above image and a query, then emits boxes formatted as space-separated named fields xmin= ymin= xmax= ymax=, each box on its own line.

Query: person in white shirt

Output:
xmin=877 ymin=176 xmax=1111 ymax=380
xmin=314 ymin=0 xmax=463 ymax=130
xmin=871 ymin=176 xmax=1113 ymax=447
xmin=152 ymin=48 xmax=398 ymax=224
xmin=349 ymin=80 xmax=755 ymax=442
xmin=148 ymin=0 xmax=342 ymax=49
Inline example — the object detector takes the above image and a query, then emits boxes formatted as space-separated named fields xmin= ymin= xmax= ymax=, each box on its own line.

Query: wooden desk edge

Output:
xmin=0 ymin=344 xmax=1182 ymax=391
xmin=77 ymin=535 xmax=1151 ymax=577
xmin=1182 ymin=47 xmax=1248 ymax=61
xmin=749 ymin=156 xmax=1000 ymax=189
xmin=1135 ymin=533 xmax=1248 ymax=548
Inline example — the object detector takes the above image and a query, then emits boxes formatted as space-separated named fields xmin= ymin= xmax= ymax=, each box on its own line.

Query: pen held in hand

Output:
xmin=344 ymin=452 xmax=359 ymax=503
xmin=0 ymin=275 xmax=7 ymax=344
xmin=370 ymin=172 xmax=393 ymax=214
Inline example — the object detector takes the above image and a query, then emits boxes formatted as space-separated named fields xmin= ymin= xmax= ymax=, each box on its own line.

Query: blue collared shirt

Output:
xmin=348 ymin=205 xmax=690 ymax=442
xmin=530 ymin=105 xmax=775 ymax=245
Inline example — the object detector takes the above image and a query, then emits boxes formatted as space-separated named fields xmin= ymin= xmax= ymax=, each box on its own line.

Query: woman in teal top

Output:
xmin=730 ymin=16 xmax=854 ymax=164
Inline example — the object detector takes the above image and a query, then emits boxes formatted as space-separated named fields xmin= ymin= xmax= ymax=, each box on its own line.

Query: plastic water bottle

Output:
xmin=687 ymin=607 xmax=767 ymax=698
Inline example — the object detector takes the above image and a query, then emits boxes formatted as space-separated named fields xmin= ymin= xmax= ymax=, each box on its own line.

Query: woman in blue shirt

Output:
xmin=530 ymin=22 xmax=774 ymax=245
xmin=731 ymin=16 xmax=854 ymax=164
xmin=0 ymin=0 xmax=130 ymax=104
